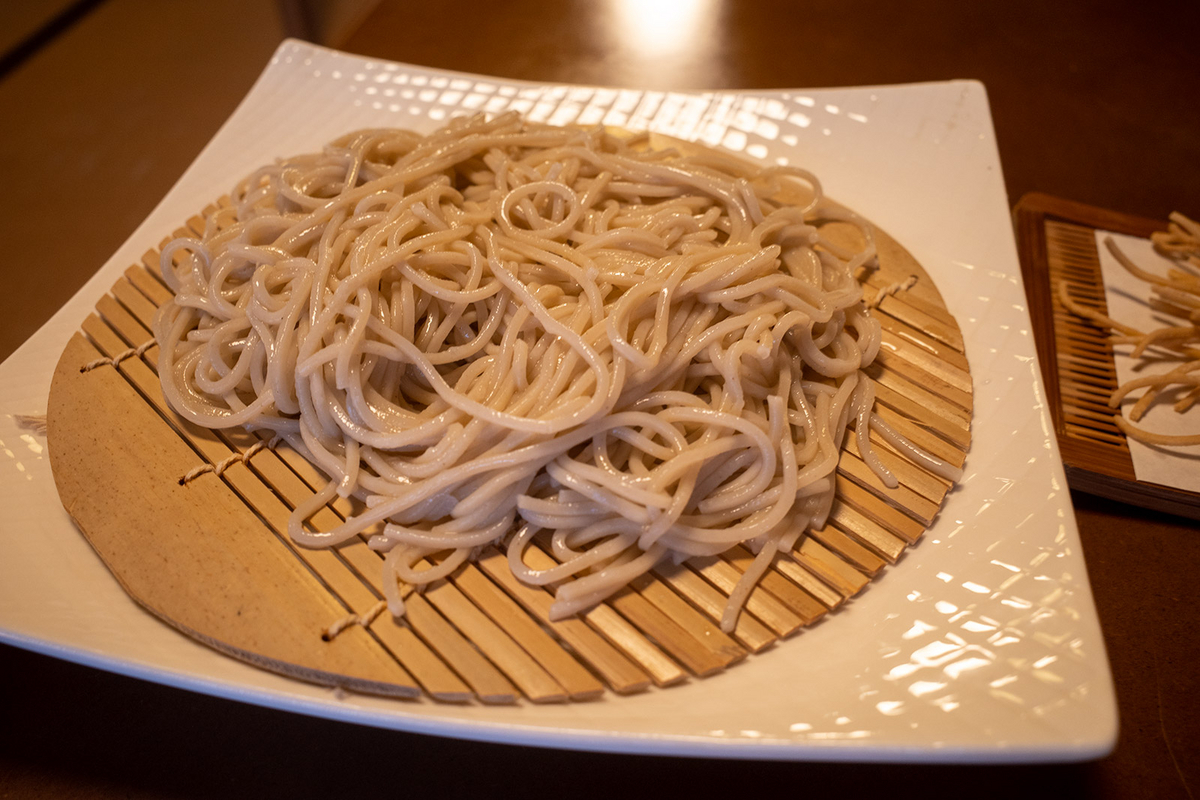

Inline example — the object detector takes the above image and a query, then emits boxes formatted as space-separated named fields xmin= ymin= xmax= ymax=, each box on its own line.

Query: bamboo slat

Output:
xmin=873 ymin=293 xmax=964 ymax=352
xmin=723 ymin=546 xmax=829 ymax=625
xmin=47 ymin=201 xmax=973 ymax=704
xmin=421 ymin=577 xmax=568 ymax=703
xmin=844 ymin=429 xmax=950 ymax=503
xmin=693 ymin=555 xmax=806 ymax=637
xmin=834 ymin=476 xmax=927 ymax=543
xmin=582 ymin=604 xmax=688 ymax=687
xmin=809 ymin=525 xmax=887 ymax=576
xmin=827 ymin=500 xmax=907 ymax=564
xmin=476 ymin=548 xmax=652 ymax=694
xmin=871 ymin=404 xmax=967 ymax=467
xmin=649 ymin=561 xmax=777 ymax=653
xmin=452 ymin=562 xmax=606 ymax=700
xmin=870 ymin=379 xmax=971 ymax=449
xmin=879 ymin=329 xmax=973 ymax=395
xmin=793 ymin=538 xmax=870 ymax=598
xmin=837 ymin=451 xmax=940 ymax=526
xmin=628 ymin=573 xmax=748 ymax=665
xmin=607 ymin=588 xmax=735 ymax=677
xmin=773 ymin=557 xmax=845 ymax=610
xmin=402 ymin=592 xmax=519 ymax=704
xmin=877 ymin=314 xmax=971 ymax=373
xmin=518 ymin=543 xmax=688 ymax=687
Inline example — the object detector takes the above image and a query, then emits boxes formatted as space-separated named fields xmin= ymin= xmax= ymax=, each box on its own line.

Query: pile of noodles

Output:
xmin=153 ymin=112 xmax=951 ymax=631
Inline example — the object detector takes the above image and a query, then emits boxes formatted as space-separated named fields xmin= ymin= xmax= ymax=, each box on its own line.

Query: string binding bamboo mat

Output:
xmin=1014 ymin=192 xmax=1200 ymax=521
xmin=47 ymin=199 xmax=971 ymax=704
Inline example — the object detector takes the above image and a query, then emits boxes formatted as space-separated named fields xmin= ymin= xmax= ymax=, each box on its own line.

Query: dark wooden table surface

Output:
xmin=2 ymin=1 xmax=1197 ymax=797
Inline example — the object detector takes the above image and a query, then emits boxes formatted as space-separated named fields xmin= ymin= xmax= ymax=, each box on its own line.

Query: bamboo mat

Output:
xmin=46 ymin=201 xmax=971 ymax=703
xmin=1014 ymin=192 xmax=1200 ymax=520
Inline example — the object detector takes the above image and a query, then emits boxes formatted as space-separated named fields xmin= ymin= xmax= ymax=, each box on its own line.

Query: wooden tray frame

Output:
xmin=1014 ymin=191 xmax=1200 ymax=520
xmin=47 ymin=200 xmax=972 ymax=703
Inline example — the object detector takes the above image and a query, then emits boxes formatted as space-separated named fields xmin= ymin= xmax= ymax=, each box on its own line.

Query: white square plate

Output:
xmin=0 ymin=40 xmax=1116 ymax=762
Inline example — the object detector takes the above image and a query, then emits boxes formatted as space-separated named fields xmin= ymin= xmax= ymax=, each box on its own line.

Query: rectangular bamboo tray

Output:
xmin=1013 ymin=192 xmax=1200 ymax=520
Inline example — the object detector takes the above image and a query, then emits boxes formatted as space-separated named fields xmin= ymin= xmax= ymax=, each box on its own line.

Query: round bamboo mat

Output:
xmin=47 ymin=201 xmax=971 ymax=704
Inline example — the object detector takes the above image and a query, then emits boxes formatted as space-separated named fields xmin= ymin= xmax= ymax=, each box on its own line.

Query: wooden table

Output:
xmin=2 ymin=1 xmax=1197 ymax=796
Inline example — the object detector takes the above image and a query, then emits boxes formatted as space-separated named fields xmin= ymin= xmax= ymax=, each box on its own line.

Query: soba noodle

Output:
xmin=153 ymin=113 xmax=951 ymax=632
